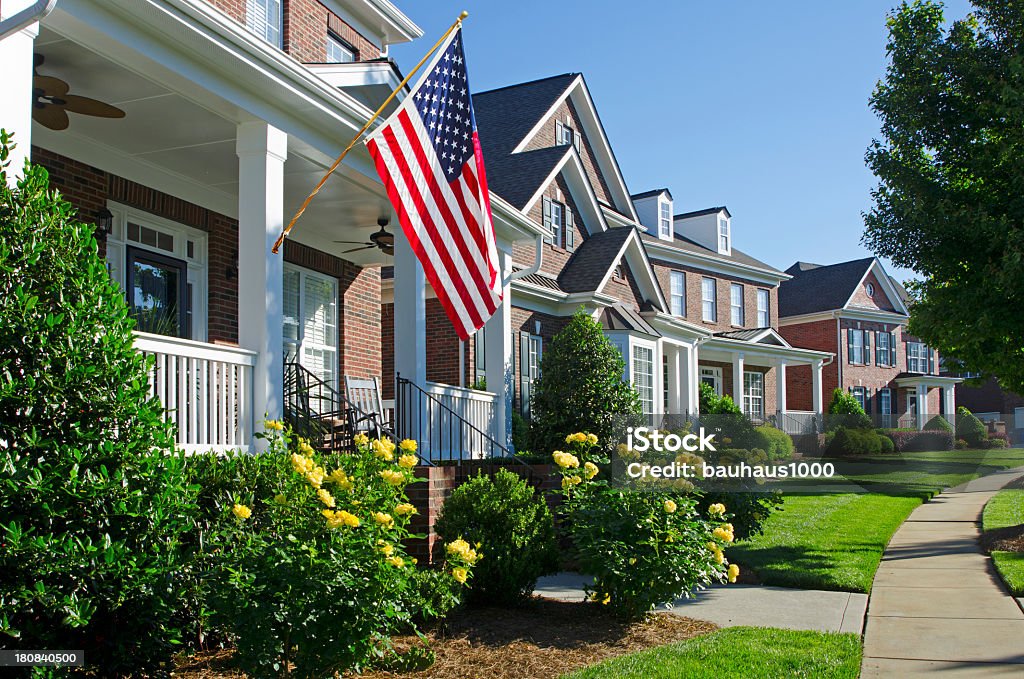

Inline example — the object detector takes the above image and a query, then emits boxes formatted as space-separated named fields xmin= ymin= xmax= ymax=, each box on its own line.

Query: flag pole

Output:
xmin=271 ymin=10 xmax=469 ymax=254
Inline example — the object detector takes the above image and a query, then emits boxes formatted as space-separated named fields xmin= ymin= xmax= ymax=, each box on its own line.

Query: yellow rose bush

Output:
xmin=555 ymin=433 xmax=738 ymax=620
xmin=204 ymin=426 xmax=476 ymax=677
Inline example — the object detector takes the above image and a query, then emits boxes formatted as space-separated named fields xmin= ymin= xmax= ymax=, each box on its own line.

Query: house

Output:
xmin=778 ymin=257 xmax=962 ymax=428
xmin=382 ymin=73 xmax=833 ymax=440
xmin=0 ymin=0 xmax=545 ymax=456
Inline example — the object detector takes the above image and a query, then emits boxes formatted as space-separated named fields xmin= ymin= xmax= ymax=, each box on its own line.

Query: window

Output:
xmin=701 ymin=277 xmax=717 ymax=322
xmin=326 ymin=32 xmax=356 ymax=63
xmin=718 ymin=217 xmax=730 ymax=253
xmin=851 ymin=386 xmax=867 ymax=412
xmin=848 ymin=329 xmax=865 ymax=364
xmin=907 ymin=342 xmax=931 ymax=373
xmin=127 ymin=247 xmax=189 ymax=338
xmin=866 ymin=282 xmax=876 ymax=297
xmin=876 ymin=331 xmax=897 ymax=367
xmin=633 ymin=345 xmax=655 ymax=417
xmin=555 ymin=121 xmax=582 ymax=153
xmin=730 ymin=283 xmax=744 ymax=326
xmin=743 ymin=371 xmax=764 ymax=420
xmin=700 ymin=366 xmax=722 ymax=395
xmin=542 ymin=196 xmax=575 ymax=250
xmin=518 ymin=332 xmax=542 ymax=417
xmin=878 ymin=388 xmax=892 ymax=415
xmin=615 ymin=262 xmax=625 ymax=279
xmin=283 ymin=265 xmax=339 ymax=389
xmin=756 ymin=289 xmax=770 ymax=327
xmin=472 ymin=326 xmax=486 ymax=386
xmin=658 ymin=200 xmax=672 ymax=239
xmin=246 ymin=0 xmax=282 ymax=47
xmin=670 ymin=271 xmax=686 ymax=317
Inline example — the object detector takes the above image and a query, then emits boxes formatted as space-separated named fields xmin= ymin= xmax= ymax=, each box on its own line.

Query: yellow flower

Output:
xmin=708 ymin=503 xmax=727 ymax=517
xmin=565 ymin=432 xmax=588 ymax=444
xmin=712 ymin=547 xmax=725 ymax=565
xmin=274 ymin=493 xmax=287 ymax=505
xmin=586 ymin=433 xmax=599 ymax=445
xmin=374 ymin=512 xmax=395 ymax=528
xmin=591 ymin=592 xmax=610 ymax=605
xmin=379 ymin=469 xmax=406 ymax=486
xmin=327 ymin=510 xmax=360 ymax=529
xmin=297 ymin=438 xmax=315 ymax=456
xmin=728 ymin=564 xmax=740 ymax=583
xmin=713 ymin=526 xmax=734 ymax=543
xmin=387 ymin=556 xmax=405 ymax=568
xmin=561 ymin=475 xmax=582 ymax=490
xmin=399 ymin=439 xmax=418 ymax=452
xmin=305 ymin=466 xmax=326 ymax=488
xmin=377 ymin=540 xmax=394 ymax=556
xmin=552 ymin=451 xmax=580 ymax=468
xmin=317 ymin=488 xmax=336 ymax=508
xmin=327 ymin=468 xmax=348 ymax=485
xmin=353 ymin=432 xmax=369 ymax=447
xmin=394 ymin=502 xmax=417 ymax=516
xmin=398 ymin=454 xmax=418 ymax=469
xmin=663 ymin=499 xmax=678 ymax=514
xmin=264 ymin=419 xmax=284 ymax=432
xmin=232 ymin=503 xmax=252 ymax=520
xmin=372 ymin=438 xmax=395 ymax=461
xmin=452 ymin=567 xmax=468 ymax=584
xmin=446 ymin=538 xmax=479 ymax=565
xmin=322 ymin=509 xmax=336 ymax=519
xmin=584 ymin=461 xmax=599 ymax=479
xmin=290 ymin=453 xmax=313 ymax=474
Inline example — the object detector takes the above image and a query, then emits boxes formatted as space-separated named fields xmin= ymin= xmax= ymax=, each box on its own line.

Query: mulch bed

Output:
xmin=172 ymin=598 xmax=716 ymax=678
xmin=980 ymin=524 xmax=1024 ymax=553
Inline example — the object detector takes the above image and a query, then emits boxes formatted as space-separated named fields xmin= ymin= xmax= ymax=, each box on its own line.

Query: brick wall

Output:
xmin=379 ymin=298 xmax=463 ymax=400
xmin=651 ymin=259 xmax=778 ymax=334
xmin=779 ymin=319 xmax=839 ymax=411
xmin=956 ymin=378 xmax=1024 ymax=415
xmin=848 ymin=270 xmax=897 ymax=312
xmin=600 ymin=262 xmax=647 ymax=310
xmin=516 ymin=175 xmax=588 ymax=278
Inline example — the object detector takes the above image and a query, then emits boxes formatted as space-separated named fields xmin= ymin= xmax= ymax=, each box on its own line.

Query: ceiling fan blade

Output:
xmin=381 ymin=246 xmax=395 ymax=257
xmin=340 ymin=245 xmax=377 ymax=254
xmin=33 ymin=104 xmax=69 ymax=131
xmin=332 ymin=240 xmax=374 ymax=245
xmin=58 ymin=94 xmax=125 ymax=119
xmin=33 ymin=75 xmax=69 ymax=97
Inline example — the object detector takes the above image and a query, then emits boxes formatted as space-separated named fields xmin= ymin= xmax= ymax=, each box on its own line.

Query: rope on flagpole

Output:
xmin=271 ymin=10 xmax=469 ymax=254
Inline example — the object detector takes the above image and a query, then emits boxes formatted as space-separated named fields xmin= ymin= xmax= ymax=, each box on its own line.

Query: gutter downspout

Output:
xmin=506 ymin=235 xmax=543 ymax=284
xmin=0 ymin=0 xmax=57 ymax=42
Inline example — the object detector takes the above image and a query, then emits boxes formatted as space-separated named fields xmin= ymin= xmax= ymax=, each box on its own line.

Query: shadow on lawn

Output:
xmin=728 ymin=542 xmax=886 ymax=593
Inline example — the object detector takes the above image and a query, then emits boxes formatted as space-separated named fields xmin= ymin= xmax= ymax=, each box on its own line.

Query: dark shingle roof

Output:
xmin=675 ymin=206 xmax=731 ymax=219
xmin=639 ymin=232 xmax=782 ymax=274
xmin=716 ymin=328 xmax=771 ymax=341
xmin=631 ymin=188 xmax=672 ymax=201
xmin=778 ymin=257 xmax=875 ymax=317
xmin=558 ymin=227 xmax=634 ymax=294
xmin=473 ymin=74 xmax=577 ymax=159
xmin=598 ymin=304 xmax=659 ymax=337
xmin=483 ymin=146 xmax=569 ymax=209
xmin=511 ymin=266 xmax=563 ymax=292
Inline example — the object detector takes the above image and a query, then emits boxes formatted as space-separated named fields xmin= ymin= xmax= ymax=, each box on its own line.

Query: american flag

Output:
xmin=365 ymin=27 xmax=501 ymax=341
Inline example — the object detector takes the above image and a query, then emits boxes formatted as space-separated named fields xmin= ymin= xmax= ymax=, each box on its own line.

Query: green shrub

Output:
xmin=955 ymin=438 xmax=970 ymax=450
xmin=923 ymin=415 xmax=954 ymax=432
xmin=825 ymin=389 xmax=872 ymax=430
xmin=956 ymin=406 xmax=988 ymax=447
xmin=529 ymin=309 xmax=643 ymax=453
xmin=879 ymin=434 xmax=896 ymax=454
xmin=434 ymin=469 xmax=559 ymax=605
xmin=203 ymin=430 xmax=477 ymax=676
xmin=699 ymin=381 xmax=743 ymax=415
xmin=989 ymin=437 xmax=1009 ymax=449
xmin=0 ymin=133 xmax=202 ymax=675
xmin=826 ymin=427 xmax=883 ymax=456
xmin=756 ymin=425 xmax=795 ymax=460
xmin=555 ymin=434 xmax=734 ymax=620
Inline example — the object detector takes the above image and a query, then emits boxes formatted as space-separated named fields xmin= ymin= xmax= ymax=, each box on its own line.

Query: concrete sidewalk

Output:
xmin=535 ymin=572 xmax=867 ymax=634
xmin=861 ymin=466 xmax=1024 ymax=678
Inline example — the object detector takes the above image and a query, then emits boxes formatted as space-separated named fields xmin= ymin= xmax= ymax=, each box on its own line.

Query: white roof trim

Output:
xmin=644 ymin=238 xmax=789 ymax=285
xmin=522 ymin=151 xmax=609 ymax=236
xmin=842 ymin=258 xmax=910 ymax=316
xmin=591 ymin=228 xmax=667 ymax=312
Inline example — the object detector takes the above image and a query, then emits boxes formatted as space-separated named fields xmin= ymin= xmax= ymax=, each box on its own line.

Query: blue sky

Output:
xmin=390 ymin=1 xmax=973 ymax=282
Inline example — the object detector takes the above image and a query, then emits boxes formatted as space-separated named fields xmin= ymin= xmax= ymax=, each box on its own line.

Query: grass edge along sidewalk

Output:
xmin=728 ymin=448 xmax=1024 ymax=594
xmin=561 ymin=627 xmax=861 ymax=679
xmin=982 ymin=483 xmax=1024 ymax=596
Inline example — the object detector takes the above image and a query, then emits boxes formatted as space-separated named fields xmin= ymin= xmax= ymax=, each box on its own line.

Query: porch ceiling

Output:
xmin=31 ymin=26 xmax=394 ymax=268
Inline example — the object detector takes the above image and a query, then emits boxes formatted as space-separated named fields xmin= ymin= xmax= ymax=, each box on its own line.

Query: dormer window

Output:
xmin=718 ymin=216 xmax=730 ymax=254
xmin=555 ymin=120 xmax=582 ymax=153
xmin=246 ymin=0 xmax=282 ymax=47
xmin=658 ymin=199 xmax=672 ymax=240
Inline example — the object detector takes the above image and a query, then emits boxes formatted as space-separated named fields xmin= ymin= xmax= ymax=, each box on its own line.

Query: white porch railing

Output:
xmin=134 ymin=332 xmax=257 ymax=453
xmin=392 ymin=378 xmax=501 ymax=461
xmin=777 ymin=410 xmax=821 ymax=435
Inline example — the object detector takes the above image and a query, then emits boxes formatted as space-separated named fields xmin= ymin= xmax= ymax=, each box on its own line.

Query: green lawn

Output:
xmin=729 ymin=448 xmax=1024 ymax=593
xmin=991 ymin=552 xmax=1024 ymax=596
xmin=562 ymin=627 xmax=861 ymax=679
xmin=982 ymin=484 xmax=1024 ymax=596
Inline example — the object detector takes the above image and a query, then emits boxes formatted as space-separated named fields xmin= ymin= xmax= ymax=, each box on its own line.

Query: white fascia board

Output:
xmin=644 ymin=238 xmax=788 ymax=286
xmin=306 ymin=61 xmax=403 ymax=89
xmin=704 ymin=336 xmax=834 ymax=364
xmin=601 ymin=205 xmax=635 ymax=228
xmin=522 ymin=151 xmax=608 ymax=235
xmin=778 ymin=311 xmax=838 ymax=326
xmin=320 ymin=0 xmax=422 ymax=46
xmin=840 ymin=307 xmax=910 ymax=324
xmin=894 ymin=375 xmax=964 ymax=387
xmin=853 ymin=258 xmax=910 ymax=316
xmin=512 ymin=75 xmax=580 ymax=155
xmin=509 ymin=287 xmax=565 ymax=315
xmin=643 ymin=311 xmax=711 ymax=341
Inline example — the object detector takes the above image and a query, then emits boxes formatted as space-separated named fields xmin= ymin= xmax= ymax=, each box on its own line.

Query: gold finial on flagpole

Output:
xmin=459 ymin=11 xmax=469 ymax=20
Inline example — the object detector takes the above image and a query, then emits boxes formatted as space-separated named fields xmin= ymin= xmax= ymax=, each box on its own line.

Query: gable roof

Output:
xmin=778 ymin=257 xmax=876 ymax=317
xmin=473 ymin=73 xmax=578 ymax=159
xmin=640 ymin=231 xmax=783 ymax=275
xmin=559 ymin=227 xmax=634 ymax=293
xmin=715 ymin=327 xmax=791 ymax=347
xmin=631 ymin=188 xmax=672 ymax=201
xmin=484 ymin=146 xmax=570 ymax=210
xmin=676 ymin=206 xmax=731 ymax=220
xmin=599 ymin=304 xmax=660 ymax=337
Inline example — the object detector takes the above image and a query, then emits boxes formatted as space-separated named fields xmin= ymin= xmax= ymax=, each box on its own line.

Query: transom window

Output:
xmin=659 ymin=200 xmax=672 ymax=239
xmin=326 ymin=32 xmax=356 ymax=63
xmin=743 ymin=371 xmax=764 ymax=420
xmin=701 ymin=277 xmax=717 ymax=322
xmin=283 ymin=265 xmax=339 ymax=390
xmin=730 ymin=283 xmax=744 ymax=326
xmin=670 ymin=271 xmax=686 ymax=317
xmin=757 ymin=289 xmax=770 ymax=327
xmin=633 ymin=345 xmax=655 ymax=417
xmin=246 ymin=0 xmax=282 ymax=47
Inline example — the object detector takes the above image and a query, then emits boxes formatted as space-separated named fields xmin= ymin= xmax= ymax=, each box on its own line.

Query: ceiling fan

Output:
xmin=334 ymin=217 xmax=395 ymax=256
xmin=32 ymin=54 xmax=126 ymax=131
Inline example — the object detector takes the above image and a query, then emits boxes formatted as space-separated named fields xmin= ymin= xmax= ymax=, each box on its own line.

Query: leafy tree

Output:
xmin=863 ymin=0 xmax=1024 ymax=390
xmin=826 ymin=388 xmax=873 ymax=430
xmin=529 ymin=309 xmax=642 ymax=452
xmin=0 ymin=132 xmax=198 ymax=675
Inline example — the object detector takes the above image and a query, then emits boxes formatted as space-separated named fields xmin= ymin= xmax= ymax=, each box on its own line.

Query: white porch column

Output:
xmin=667 ymin=345 xmax=682 ymax=414
xmin=393 ymin=226 xmax=426 ymax=386
xmin=732 ymin=352 xmax=745 ymax=411
xmin=943 ymin=386 xmax=956 ymax=419
xmin=776 ymin=360 xmax=787 ymax=415
xmin=812 ymin=360 xmax=824 ymax=415
xmin=0 ymin=23 xmax=38 ymax=186
xmin=918 ymin=383 xmax=929 ymax=428
xmin=690 ymin=343 xmax=701 ymax=415
xmin=236 ymin=121 xmax=287 ymax=444
xmin=484 ymin=249 xmax=513 ymax=449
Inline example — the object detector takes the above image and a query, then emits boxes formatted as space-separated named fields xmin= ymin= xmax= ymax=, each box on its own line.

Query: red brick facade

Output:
xmin=649 ymin=259 xmax=779 ymax=333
